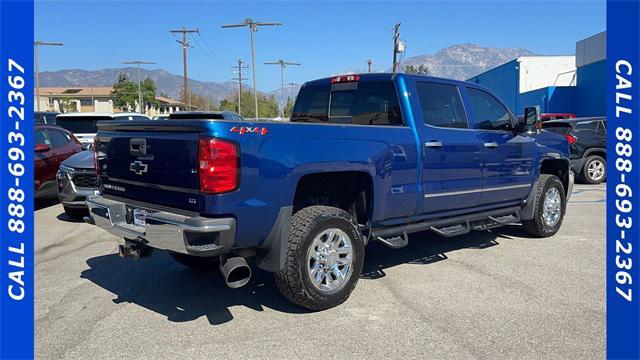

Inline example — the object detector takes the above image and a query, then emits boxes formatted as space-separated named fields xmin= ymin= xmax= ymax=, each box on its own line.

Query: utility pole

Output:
xmin=232 ymin=59 xmax=248 ymax=115
xmin=34 ymin=41 xmax=63 ymax=112
xmin=170 ymin=27 xmax=199 ymax=110
xmin=392 ymin=23 xmax=401 ymax=73
xmin=367 ymin=59 xmax=373 ymax=73
xmin=265 ymin=59 xmax=300 ymax=118
xmin=121 ymin=60 xmax=155 ymax=114
xmin=222 ymin=19 xmax=282 ymax=119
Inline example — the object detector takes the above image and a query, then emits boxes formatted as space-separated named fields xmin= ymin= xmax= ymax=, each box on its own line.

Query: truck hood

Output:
xmin=61 ymin=150 xmax=94 ymax=170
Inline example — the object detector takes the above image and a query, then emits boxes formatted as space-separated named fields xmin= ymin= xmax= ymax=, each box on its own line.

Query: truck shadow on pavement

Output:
xmin=80 ymin=225 xmax=533 ymax=325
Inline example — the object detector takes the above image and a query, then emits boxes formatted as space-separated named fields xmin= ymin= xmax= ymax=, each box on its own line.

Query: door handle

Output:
xmin=424 ymin=141 xmax=443 ymax=148
xmin=484 ymin=142 xmax=499 ymax=148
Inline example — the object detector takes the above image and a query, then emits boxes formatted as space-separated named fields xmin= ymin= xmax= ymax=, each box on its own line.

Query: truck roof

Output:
xmin=302 ymin=72 xmax=476 ymax=87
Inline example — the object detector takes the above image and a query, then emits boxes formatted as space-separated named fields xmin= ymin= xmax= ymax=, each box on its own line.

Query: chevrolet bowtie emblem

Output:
xmin=129 ymin=160 xmax=148 ymax=175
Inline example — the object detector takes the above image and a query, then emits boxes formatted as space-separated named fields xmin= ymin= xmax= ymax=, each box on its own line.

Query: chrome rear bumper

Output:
xmin=85 ymin=195 xmax=235 ymax=256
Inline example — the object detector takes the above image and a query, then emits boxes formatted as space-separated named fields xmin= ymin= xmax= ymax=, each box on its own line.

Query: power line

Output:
xmin=170 ymin=27 xmax=199 ymax=110
xmin=195 ymin=33 xmax=229 ymax=68
xmin=265 ymin=59 xmax=300 ymax=118
xmin=222 ymin=18 xmax=282 ymax=119
xmin=231 ymin=59 xmax=249 ymax=116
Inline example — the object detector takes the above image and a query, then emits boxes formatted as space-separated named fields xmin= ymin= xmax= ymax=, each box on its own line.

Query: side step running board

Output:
xmin=370 ymin=206 xmax=522 ymax=242
xmin=376 ymin=231 xmax=409 ymax=249
xmin=430 ymin=222 xmax=470 ymax=237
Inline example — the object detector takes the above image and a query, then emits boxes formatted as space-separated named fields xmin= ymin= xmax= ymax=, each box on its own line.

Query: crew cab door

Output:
xmin=462 ymin=86 xmax=534 ymax=205
xmin=413 ymin=81 xmax=484 ymax=214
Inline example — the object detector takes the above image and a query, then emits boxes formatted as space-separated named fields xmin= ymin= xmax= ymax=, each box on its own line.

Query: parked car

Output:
xmin=151 ymin=115 xmax=169 ymax=120
xmin=542 ymin=117 xmax=607 ymax=184
xmin=518 ymin=112 xmax=576 ymax=123
xmin=35 ymin=111 xmax=60 ymax=125
xmin=85 ymin=73 xmax=573 ymax=311
xmin=35 ymin=125 xmax=83 ymax=199
xmin=57 ymin=150 xmax=97 ymax=218
xmin=55 ymin=112 xmax=150 ymax=147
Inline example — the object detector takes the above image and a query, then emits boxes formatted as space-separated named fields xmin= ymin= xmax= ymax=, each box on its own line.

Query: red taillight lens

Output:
xmin=198 ymin=137 xmax=239 ymax=194
xmin=93 ymin=137 xmax=100 ymax=175
xmin=565 ymin=134 xmax=577 ymax=145
xmin=331 ymin=74 xmax=360 ymax=84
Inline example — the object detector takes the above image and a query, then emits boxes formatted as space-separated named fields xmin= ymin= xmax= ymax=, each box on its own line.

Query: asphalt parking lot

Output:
xmin=35 ymin=184 xmax=605 ymax=359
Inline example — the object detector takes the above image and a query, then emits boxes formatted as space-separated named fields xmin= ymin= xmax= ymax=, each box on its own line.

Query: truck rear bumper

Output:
xmin=85 ymin=195 xmax=236 ymax=256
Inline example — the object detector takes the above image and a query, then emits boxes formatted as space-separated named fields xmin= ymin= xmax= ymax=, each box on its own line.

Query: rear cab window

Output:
xmin=415 ymin=82 xmax=468 ymax=129
xmin=291 ymin=80 xmax=404 ymax=126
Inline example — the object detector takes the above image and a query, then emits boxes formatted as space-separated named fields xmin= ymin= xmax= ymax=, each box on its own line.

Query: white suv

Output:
xmin=55 ymin=112 xmax=150 ymax=147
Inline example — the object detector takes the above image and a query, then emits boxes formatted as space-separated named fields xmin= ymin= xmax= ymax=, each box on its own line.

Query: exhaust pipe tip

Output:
xmin=220 ymin=257 xmax=252 ymax=289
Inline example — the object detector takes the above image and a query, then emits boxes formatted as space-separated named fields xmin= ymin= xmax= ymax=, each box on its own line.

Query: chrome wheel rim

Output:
xmin=543 ymin=187 xmax=562 ymax=227
xmin=587 ymin=160 xmax=605 ymax=181
xmin=306 ymin=228 xmax=353 ymax=292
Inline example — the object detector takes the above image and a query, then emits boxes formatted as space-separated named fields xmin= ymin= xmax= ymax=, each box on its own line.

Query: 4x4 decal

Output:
xmin=230 ymin=126 xmax=269 ymax=136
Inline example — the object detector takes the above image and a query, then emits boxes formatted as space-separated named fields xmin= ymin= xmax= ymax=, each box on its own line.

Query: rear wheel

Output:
xmin=582 ymin=155 xmax=606 ymax=184
xmin=275 ymin=206 xmax=364 ymax=311
xmin=522 ymin=174 xmax=566 ymax=237
xmin=169 ymin=252 xmax=218 ymax=270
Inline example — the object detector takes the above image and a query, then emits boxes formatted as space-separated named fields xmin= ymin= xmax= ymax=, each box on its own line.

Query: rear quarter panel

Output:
xmin=203 ymin=120 xmax=419 ymax=248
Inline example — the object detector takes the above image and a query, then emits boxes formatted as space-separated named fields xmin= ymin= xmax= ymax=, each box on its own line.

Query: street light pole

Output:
xmin=34 ymin=41 xmax=63 ymax=112
xmin=265 ymin=59 xmax=300 ymax=118
xmin=222 ymin=19 xmax=282 ymax=119
xmin=122 ymin=60 xmax=155 ymax=114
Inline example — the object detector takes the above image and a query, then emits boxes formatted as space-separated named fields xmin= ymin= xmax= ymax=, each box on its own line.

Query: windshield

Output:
xmin=56 ymin=116 xmax=112 ymax=133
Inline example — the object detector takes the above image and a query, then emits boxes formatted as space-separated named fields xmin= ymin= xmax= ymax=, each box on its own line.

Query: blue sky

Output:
xmin=35 ymin=0 xmax=605 ymax=92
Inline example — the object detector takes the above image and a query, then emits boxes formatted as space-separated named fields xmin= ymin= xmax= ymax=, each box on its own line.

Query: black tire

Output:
xmin=581 ymin=155 xmax=606 ymax=184
xmin=169 ymin=252 xmax=218 ymax=270
xmin=63 ymin=206 xmax=88 ymax=219
xmin=522 ymin=174 xmax=566 ymax=237
xmin=274 ymin=206 xmax=365 ymax=311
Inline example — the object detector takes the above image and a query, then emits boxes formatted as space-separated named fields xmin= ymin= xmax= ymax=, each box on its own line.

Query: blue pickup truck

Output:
xmin=85 ymin=73 xmax=573 ymax=310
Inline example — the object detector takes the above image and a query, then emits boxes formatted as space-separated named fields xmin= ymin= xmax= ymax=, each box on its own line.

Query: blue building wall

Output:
xmin=467 ymin=60 xmax=519 ymax=112
xmin=574 ymin=60 xmax=605 ymax=116
xmin=466 ymin=59 xmax=605 ymax=117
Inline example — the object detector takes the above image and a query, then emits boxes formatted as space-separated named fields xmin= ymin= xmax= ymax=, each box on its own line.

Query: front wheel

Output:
xmin=522 ymin=174 xmax=566 ymax=237
xmin=274 ymin=206 xmax=364 ymax=311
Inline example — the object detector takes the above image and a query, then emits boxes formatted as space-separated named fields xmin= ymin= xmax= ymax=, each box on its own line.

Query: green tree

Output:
xmin=220 ymin=90 xmax=280 ymax=118
xmin=141 ymin=78 xmax=159 ymax=108
xmin=60 ymin=98 xmax=77 ymax=113
xmin=111 ymin=73 xmax=159 ymax=111
xmin=111 ymin=73 xmax=137 ymax=110
xmin=404 ymin=64 xmax=428 ymax=75
xmin=284 ymin=96 xmax=295 ymax=118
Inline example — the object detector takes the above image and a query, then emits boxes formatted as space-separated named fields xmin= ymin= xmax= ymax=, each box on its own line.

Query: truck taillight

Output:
xmin=331 ymin=74 xmax=359 ymax=83
xmin=198 ymin=137 xmax=239 ymax=194
xmin=93 ymin=137 xmax=100 ymax=175
xmin=565 ymin=134 xmax=577 ymax=145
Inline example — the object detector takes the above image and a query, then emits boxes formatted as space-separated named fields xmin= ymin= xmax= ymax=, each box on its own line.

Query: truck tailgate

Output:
xmin=97 ymin=124 xmax=201 ymax=212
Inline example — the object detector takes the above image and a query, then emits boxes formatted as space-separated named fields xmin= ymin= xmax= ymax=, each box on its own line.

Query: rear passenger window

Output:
xmin=467 ymin=88 xmax=513 ymax=131
xmin=291 ymin=81 xmax=403 ymax=126
xmin=47 ymin=129 xmax=71 ymax=148
xmin=415 ymin=82 xmax=468 ymax=129
xmin=35 ymin=130 xmax=50 ymax=145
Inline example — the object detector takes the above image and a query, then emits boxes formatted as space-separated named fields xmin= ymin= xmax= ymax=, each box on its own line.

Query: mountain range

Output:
xmin=39 ymin=43 xmax=541 ymax=103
